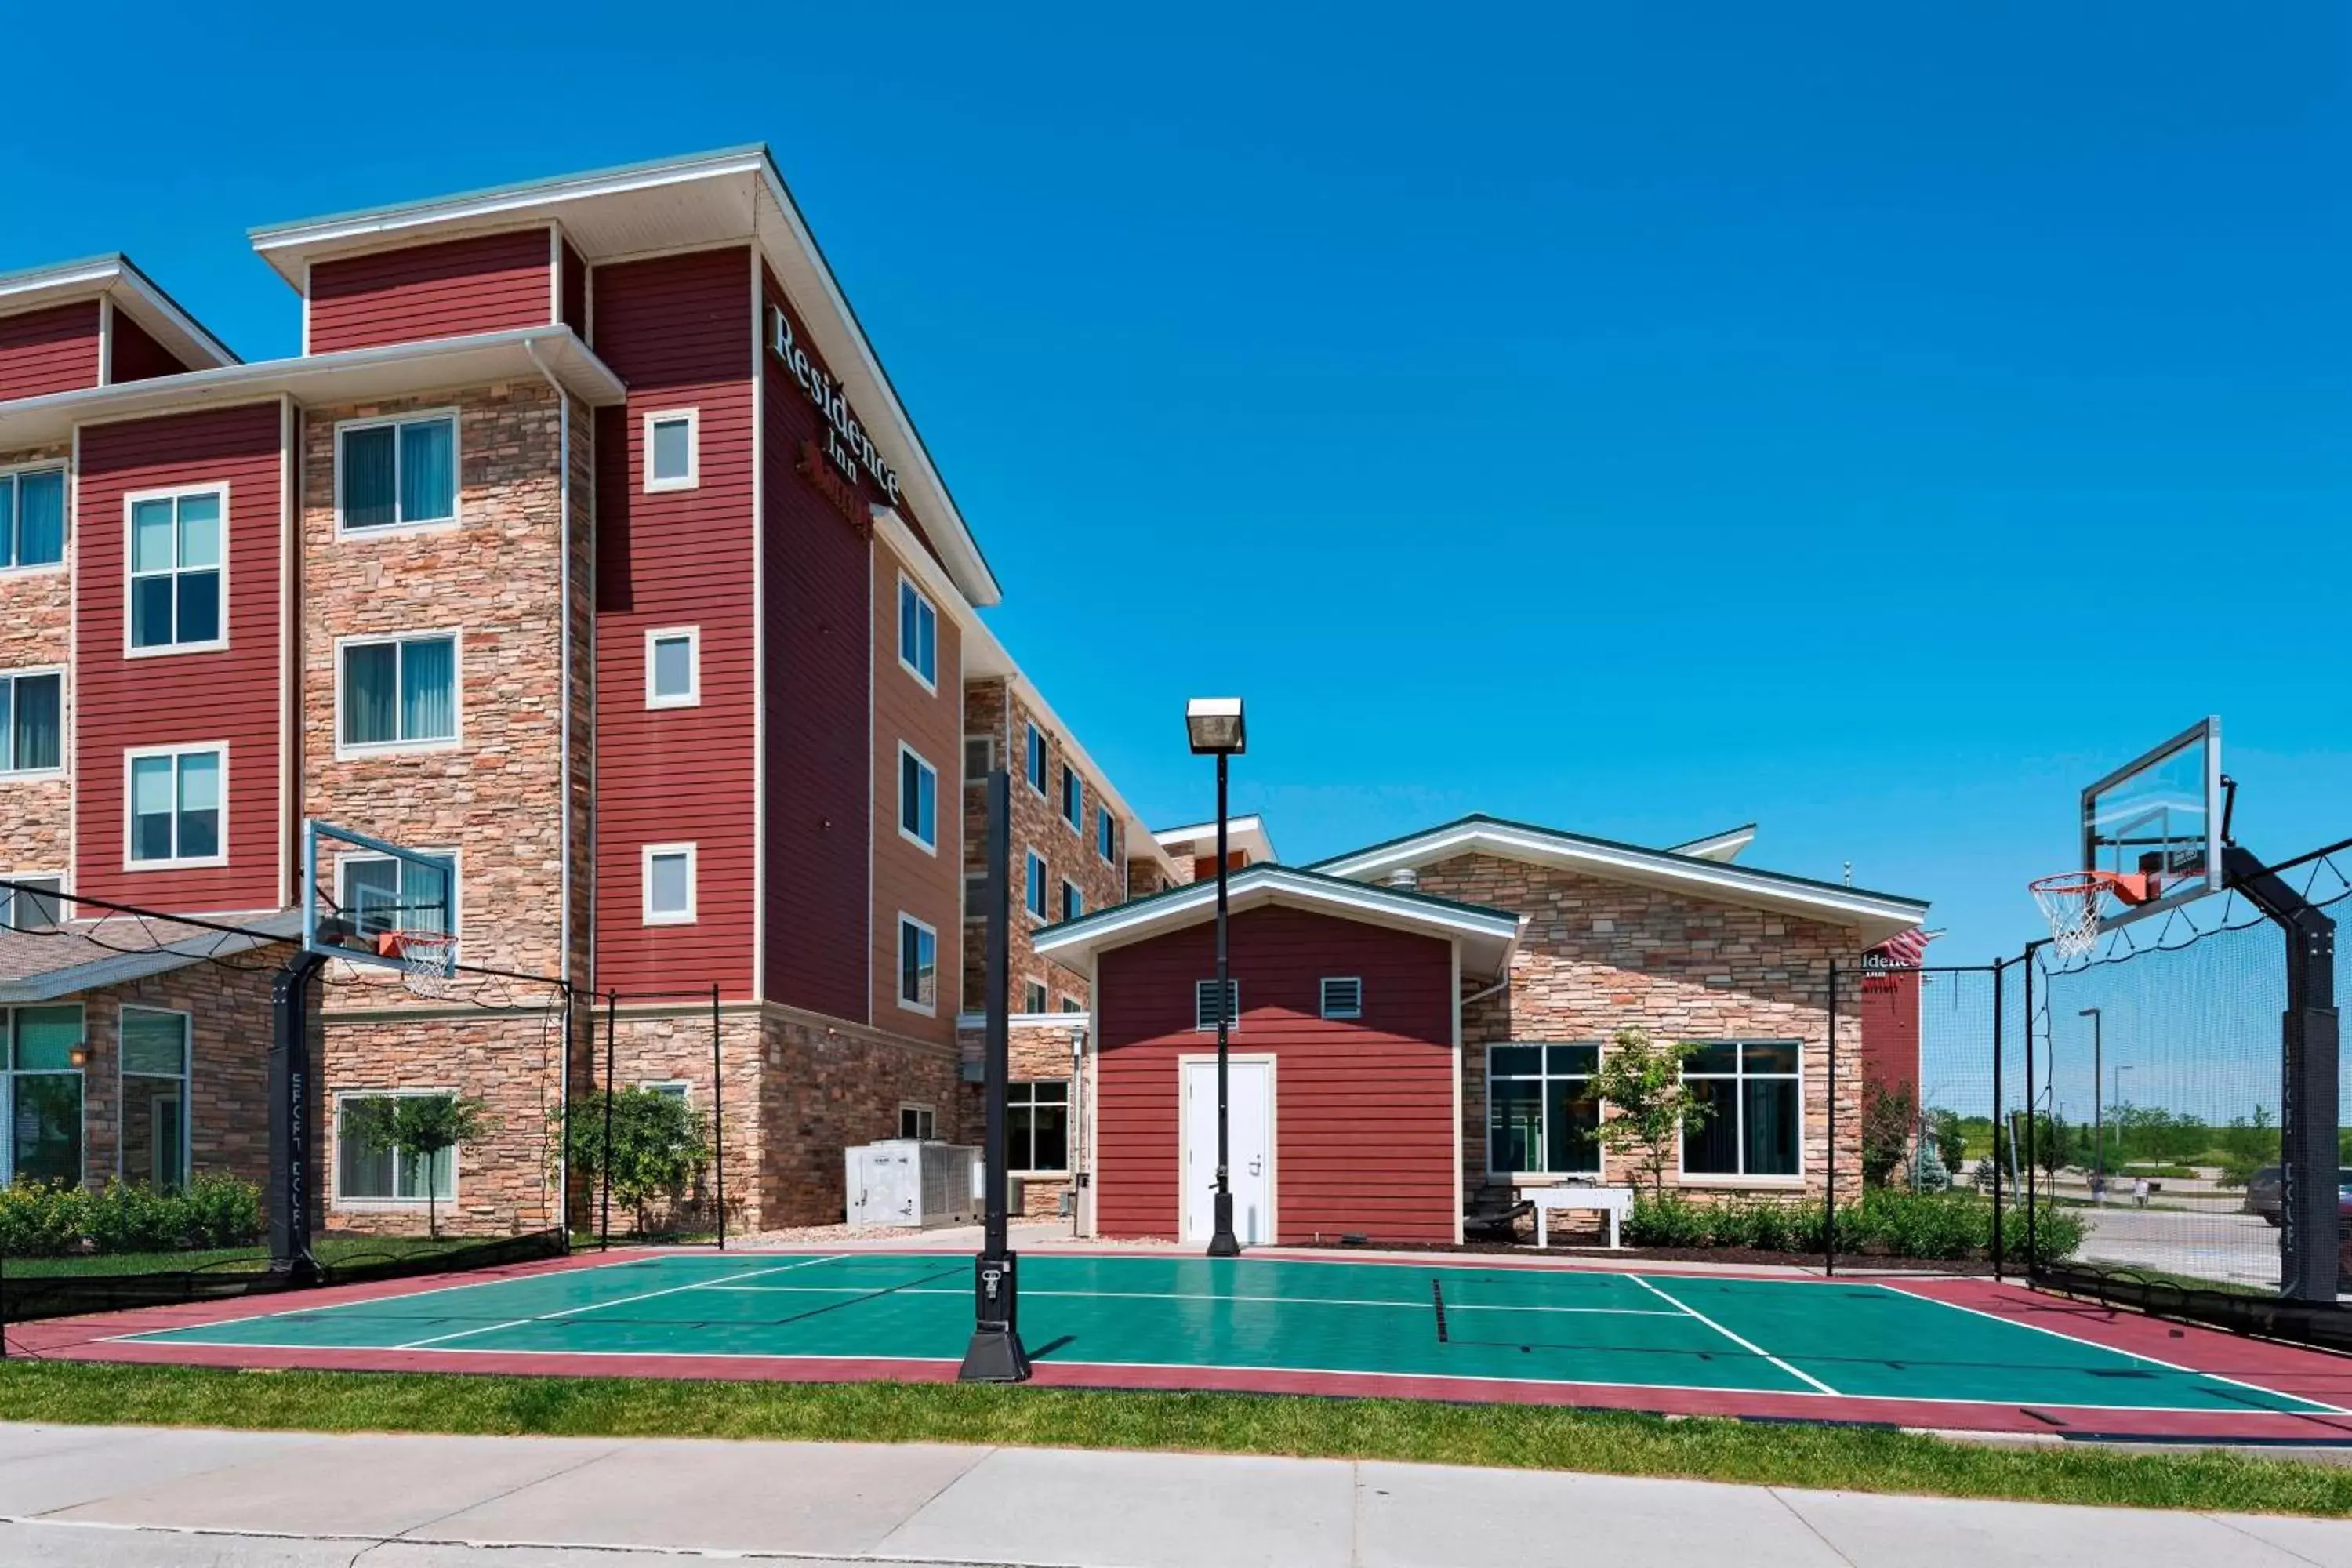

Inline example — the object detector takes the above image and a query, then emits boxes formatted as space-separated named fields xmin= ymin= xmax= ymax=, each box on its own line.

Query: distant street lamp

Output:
xmin=1186 ymin=696 xmax=1246 ymax=1258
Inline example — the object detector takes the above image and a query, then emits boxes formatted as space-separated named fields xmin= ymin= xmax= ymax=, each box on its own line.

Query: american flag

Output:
xmin=1865 ymin=926 xmax=1934 ymax=967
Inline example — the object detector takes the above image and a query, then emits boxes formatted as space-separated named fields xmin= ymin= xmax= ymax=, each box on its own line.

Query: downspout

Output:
xmin=526 ymin=340 xmax=574 ymax=1233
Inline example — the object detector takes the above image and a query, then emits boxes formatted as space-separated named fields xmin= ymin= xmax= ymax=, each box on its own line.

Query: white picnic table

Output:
xmin=1523 ymin=1184 xmax=1633 ymax=1249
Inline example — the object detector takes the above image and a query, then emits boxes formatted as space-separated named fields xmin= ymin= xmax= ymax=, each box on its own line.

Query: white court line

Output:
xmin=1875 ymin=1280 xmax=2351 ymax=1417
xmin=697 ymin=1284 xmax=1682 ymax=1316
xmin=390 ymin=1254 xmax=848 ymax=1351
xmin=1627 ymin=1275 xmax=1841 ymax=1396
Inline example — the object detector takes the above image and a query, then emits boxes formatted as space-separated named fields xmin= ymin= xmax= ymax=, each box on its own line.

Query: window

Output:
xmin=1 ymin=876 xmax=62 ymax=931
xmin=962 ymin=872 xmax=987 ymax=919
xmin=1320 ymin=977 xmax=1363 ymax=1020
xmin=336 ymin=1092 xmax=454 ymax=1203
xmin=1023 ymin=723 xmax=1046 ymax=794
xmin=898 ymin=913 xmax=938 ymax=1014
xmin=339 ymin=412 xmax=457 ymax=532
xmin=127 ymin=487 xmax=224 ymax=653
xmin=1058 ymin=996 xmax=1085 ymax=1014
xmin=1022 ymin=979 xmax=1047 ymax=1014
xmin=0 ymin=671 xmax=62 ymax=775
xmin=339 ymin=634 xmax=458 ymax=751
xmin=1098 ymin=808 xmax=1116 ymax=864
xmin=337 ymin=851 xmax=457 ymax=944
xmin=0 ymin=467 xmax=66 ymax=569
xmin=1009 ymin=1080 xmax=1069 ymax=1172
xmin=126 ymin=746 xmax=223 ymax=867
xmin=1059 ymin=879 xmax=1082 ymax=922
xmin=0 ymin=1005 xmax=85 ymax=1185
xmin=1682 ymin=1040 xmax=1802 ymax=1178
xmin=643 ymin=408 xmax=699 ymax=492
xmin=897 ymin=576 xmax=937 ymax=688
xmin=643 ymin=1080 xmax=691 ymax=1102
xmin=1487 ymin=1044 xmax=1599 ymax=1176
xmin=1024 ymin=851 xmax=1047 ymax=919
xmin=642 ymin=844 xmax=696 ymax=924
xmin=645 ymin=627 xmax=699 ymax=708
xmin=898 ymin=745 xmax=938 ymax=851
xmin=120 ymin=1007 xmax=191 ymax=1191
xmin=1060 ymin=765 xmax=1082 ymax=831
xmin=1194 ymin=979 xmax=1239 ymax=1032
xmin=898 ymin=1103 xmax=937 ymax=1140
xmin=964 ymin=735 xmax=993 ymax=779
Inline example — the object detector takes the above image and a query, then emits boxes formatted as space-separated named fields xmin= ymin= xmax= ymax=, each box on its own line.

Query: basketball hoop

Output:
xmin=2027 ymin=871 xmax=2148 ymax=960
xmin=379 ymin=930 xmax=458 ymax=1002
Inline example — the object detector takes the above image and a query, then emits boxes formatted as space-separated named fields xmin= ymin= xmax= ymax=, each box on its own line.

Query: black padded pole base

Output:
xmin=959 ymin=1325 xmax=1033 ymax=1383
xmin=1207 ymin=1192 xmax=1242 ymax=1257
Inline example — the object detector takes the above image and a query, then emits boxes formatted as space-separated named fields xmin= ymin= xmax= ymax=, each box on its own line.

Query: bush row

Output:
xmin=0 ymin=1177 xmax=265 ymax=1258
xmin=1621 ymin=1189 xmax=2084 ymax=1268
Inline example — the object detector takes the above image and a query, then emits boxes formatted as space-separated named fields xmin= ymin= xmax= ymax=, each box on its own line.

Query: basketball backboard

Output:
xmin=302 ymin=820 xmax=456 ymax=977
xmin=2080 ymin=716 xmax=2223 ymax=928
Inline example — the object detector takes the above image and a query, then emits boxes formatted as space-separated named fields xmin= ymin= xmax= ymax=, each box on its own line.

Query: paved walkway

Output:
xmin=2 ymin=1424 xmax=2351 ymax=1566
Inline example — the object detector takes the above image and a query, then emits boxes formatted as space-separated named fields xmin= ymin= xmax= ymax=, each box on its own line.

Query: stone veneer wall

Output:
xmin=1420 ymin=853 xmax=1864 ymax=1202
xmin=956 ymin=1016 xmax=1087 ymax=1218
xmin=0 ymin=441 xmax=74 ymax=882
xmin=759 ymin=1009 xmax=964 ymax=1227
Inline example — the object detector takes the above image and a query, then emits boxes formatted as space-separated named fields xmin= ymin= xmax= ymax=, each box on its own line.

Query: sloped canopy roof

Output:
xmin=0 ymin=910 xmax=302 ymax=1004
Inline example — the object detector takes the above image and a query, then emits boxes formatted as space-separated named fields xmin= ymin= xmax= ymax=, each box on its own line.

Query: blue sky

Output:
xmin=6 ymin=2 xmax=2347 ymax=967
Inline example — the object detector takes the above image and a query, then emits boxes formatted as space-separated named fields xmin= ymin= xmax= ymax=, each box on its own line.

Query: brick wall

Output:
xmin=0 ymin=441 xmax=73 ymax=881
xmin=956 ymin=1016 xmax=1085 ymax=1218
xmin=759 ymin=1007 xmax=964 ymax=1227
xmin=1421 ymin=853 xmax=1862 ymax=1200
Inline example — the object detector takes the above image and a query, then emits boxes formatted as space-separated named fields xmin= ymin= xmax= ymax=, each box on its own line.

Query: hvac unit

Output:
xmin=844 ymin=1140 xmax=982 ymax=1229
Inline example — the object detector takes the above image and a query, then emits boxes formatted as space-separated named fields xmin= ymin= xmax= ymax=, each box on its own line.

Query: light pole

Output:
xmin=2080 ymin=1007 xmax=2103 ymax=1202
xmin=1186 ymin=695 xmax=1246 ymax=1258
xmin=2113 ymin=1062 xmax=2132 ymax=1178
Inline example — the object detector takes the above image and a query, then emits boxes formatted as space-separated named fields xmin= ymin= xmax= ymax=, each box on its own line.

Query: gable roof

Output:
xmin=1308 ymin=814 xmax=1928 ymax=947
xmin=0 ymin=253 xmax=239 ymax=372
xmin=1665 ymin=822 xmax=1755 ymax=862
xmin=0 ymin=909 xmax=302 ymax=1004
xmin=1153 ymin=814 xmax=1277 ymax=866
xmin=1032 ymin=863 xmax=1519 ymax=978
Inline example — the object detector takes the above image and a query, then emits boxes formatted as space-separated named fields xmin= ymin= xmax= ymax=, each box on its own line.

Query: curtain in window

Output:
xmin=400 ymin=637 xmax=456 ymax=741
xmin=12 ymin=675 xmax=59 ymax=772
xmin=650 ymin=853 xmax=689 ymax=913
xmin=343 ymin=427 xmax=397 ymax=528
xmin=177 ymin=752 xmax=220 ymax=859
xmin=1682 ymin=1077 xmax=1740 ymax=1174
xmin=16 ymin=471 xmax=64 ymax=566
xmin=343 ymin=644 xmax=397 ymax=745
xmin=339 ymin=1100 xmax=397 ymax=1197
xmin=343 ymin=858 xmax=401 ymax=938
xmin=0 ymin=476 xmax=12 ymax=568
xmin=652 ymin=418 xmax=690 ymax=481
xmin=405 ymin=855 xmax=455 ymax=936
xmin=130 ymin=755 xmax=176 ymax=860
xmin=399 ymin=419 xmax=456 ymax=522
xmin=121 ymin=1009 xmax=188 ymax=1076
xmin=1743 ymin=1077 xmax=1800 ymax=1176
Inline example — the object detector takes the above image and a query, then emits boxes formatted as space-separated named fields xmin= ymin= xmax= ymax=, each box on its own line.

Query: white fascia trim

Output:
xmin=1033 ymin=869 xmax=1519 ymax=964
xmin=1668 ymin=823 xmax=1757 ymax=862
xmin=1153 ymin=814 xmax=1279 ymax=865
xmin=1318 ymin=822 xmax=1928 ymax=931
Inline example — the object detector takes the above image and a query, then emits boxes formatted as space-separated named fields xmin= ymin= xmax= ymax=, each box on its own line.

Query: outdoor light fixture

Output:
xmin=67 ymin=1044 xmax=87 ymax=1069
xmin=1189 ymin=695 xmax=1246 ymax=1257
xmin=1185 ymin=697 xmax=1246 ymax=757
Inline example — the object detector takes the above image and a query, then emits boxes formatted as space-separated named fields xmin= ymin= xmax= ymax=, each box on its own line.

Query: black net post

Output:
xmin=711 ymin=983 xmax=726 ymax=1250
xmin=1824 ymin=958 xmax=1838 ymax=1277
xmin=2023 ymin=956 xmax=2038 ymax=1272
xmin=1991 ymin=955 xmax=2005 ymax=1279
xmin=599 ymin=989 xmax=617 ymax=1251
xmin=962 ymin=768 xmax=1030 ymax=1381
xmin=268 ymin=951 xmax=326 ymax=1286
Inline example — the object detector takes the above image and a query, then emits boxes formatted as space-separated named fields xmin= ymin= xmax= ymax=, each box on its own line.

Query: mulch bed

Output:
xmin=1292 ymin=1236 xmax=1994 ymax=1273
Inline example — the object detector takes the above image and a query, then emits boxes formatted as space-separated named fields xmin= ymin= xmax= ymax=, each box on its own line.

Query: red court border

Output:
xmin=15 ymin=1247 xmax=2352 ymax=1445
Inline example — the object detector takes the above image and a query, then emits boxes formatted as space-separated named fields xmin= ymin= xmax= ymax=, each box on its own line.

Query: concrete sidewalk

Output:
xmin=2 ymin=1423 xmax=2349 ymax=1567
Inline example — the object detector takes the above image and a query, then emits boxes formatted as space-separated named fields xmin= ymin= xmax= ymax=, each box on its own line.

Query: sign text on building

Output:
xmin=768 ymin=305 xmax=902 ymax=506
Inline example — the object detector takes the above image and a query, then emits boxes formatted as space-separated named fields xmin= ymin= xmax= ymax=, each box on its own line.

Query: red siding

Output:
xmin=1095 ymin=906 xmax=1458 ymax=1243
xmin=108 ymin=309 xmax=190 ymax=383
xmin=75 ymin=402 xmax=285 ymax=913
xmin=1859 ymin=967 xmax=1922 ymax=1101
xmin=591 ymin=248 xmax=757 ymax=998
xmin=0 ymin=301 xmax=101 ymax=400
xmin=307 ymin=230 xmax=553 ymax=354
xmin=760 ymin=264 xmax=876 ymax=1023
xmin=560 ymin=241 xmax=588 ymax=341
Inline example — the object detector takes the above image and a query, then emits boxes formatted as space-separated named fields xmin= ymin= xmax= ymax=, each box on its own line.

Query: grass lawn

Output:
xmin=2 ymin=1361 xmax=2350 ymax=1515
xmin=4 ymin=1235 xmax=490 ymax=1280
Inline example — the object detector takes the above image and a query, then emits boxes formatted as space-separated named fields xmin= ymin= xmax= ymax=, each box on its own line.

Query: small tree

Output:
xmin=557 ymin=1087 xmax=713 ymax=1236
xmin=1589 ymin=1028 xmax=1711 ymax=1199
xmin=1860 ymin=1083 xmax=1915 ymax=1189
xmin=343 ymin=1093 xmax=495 ymax=1239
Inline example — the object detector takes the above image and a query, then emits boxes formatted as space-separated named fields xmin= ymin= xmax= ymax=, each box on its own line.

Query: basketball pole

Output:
xmin=268 ymin=951 xmax=325 ymax=1285
xmin=2225 ymin=844 xmax=2341 ymax=1303
xmin=962 ymin=768 xmax=1031 ymax=1381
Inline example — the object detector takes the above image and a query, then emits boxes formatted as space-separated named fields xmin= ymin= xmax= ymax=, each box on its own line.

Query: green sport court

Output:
xmin=50 ymin=1249 xmax=2352 ymax=1441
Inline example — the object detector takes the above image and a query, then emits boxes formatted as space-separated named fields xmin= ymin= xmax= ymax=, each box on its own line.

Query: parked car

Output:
xmin=2243 ymin=1167 xmax=2352 ymax=1226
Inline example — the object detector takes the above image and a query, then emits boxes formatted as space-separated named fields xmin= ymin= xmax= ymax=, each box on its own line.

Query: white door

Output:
xmin=1184 ymin=1058 xmax=1272 ymax=1245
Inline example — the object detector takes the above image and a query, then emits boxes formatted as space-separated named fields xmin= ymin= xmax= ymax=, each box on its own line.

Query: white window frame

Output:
xmin=335 ymin=847 xmax=462 ymax=941
xmin=1024 ymin=849 xmax=1047 ymax=920
xmin=1320 ymin=976 xmax=1363 ymax=1021
xmin=1194 ymin=978 xmax=1240 ymax=1032
xmin=122 ymin=481 xmax=229 ymax=658
xmin=896 ymin=912 xmax=939 ymax=1017
xmin=1023 ymin=722 xmax=1047 ymax=797
xmin=642 ymin=1079 xmax=692 ymax=1102
xmin=641 ymin=842 xmax=698 ymax=925
xmin=332 ymin=1087 xmax=460 ymax=1210
xmin=898 ymin=1102 xmax=938 ymax=1140
xmin=1059 ymin=877 xmax=1082 ymax=923
xmin=898 ymin=742 xmax=938 ymax=854
xmin=0 ymin=667 xmax=66 ymax=778
xmin=333 ymin=631 xmax=463 ymax=757
xmin=1 ymin=873 xmax=66 ymax=931
xmin=644 ymin=626 xmax=701 ymax=710
xmin=1060 ymin=764 xmax=1082 ymax=831
xmin=1007 ymin=1079 xmax=1072 ymax=1173
xmin=1098 ymin=807 xmax=1116 ymax=864
xmin=896 ymin=573 xmax=938 ymax=691
xmin=117 ymin=1004 xmax=192 ymax=1190
xmin=642 ymin=408 xmax=701 ymax=493
xmin=1678 ymin=1039 xmax=1807 ymax=1181
xmin=0 ymin=1003 xmax=87 ymax=1185
xmin=0 ymin=462 xmax=69 ymax=574
xmin=1021 ymin=978 xmax=1048 ymax=1016
xmin=122 ymin=742 xmax=228 ymax=871
xmin=334 ymin=408 xmax=462 ymax=535
xmin=1486 ymin=1041 xmax=1602 ymax=1178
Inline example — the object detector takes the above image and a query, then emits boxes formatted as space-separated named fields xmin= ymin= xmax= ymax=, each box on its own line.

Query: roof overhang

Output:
xmin=0 ymin=253 xmax=239 ymax=371
xmin=0 ymin=910 xmax=302 ymax=1004
xmin=0 ymin=325 xmax=623 ymax=450
xmin=1667 ymin=823 xmax=1757 ymax=862
xmin=1314 ymin=818 xmax=1929 ymax=949
xmin=1033 ymin=864 xmax=1519 ymax=978
xmin=249 ymin=145 xmax=1000 ymax=608
xmin=1154 ymin=815 xmax=1278 ymax=866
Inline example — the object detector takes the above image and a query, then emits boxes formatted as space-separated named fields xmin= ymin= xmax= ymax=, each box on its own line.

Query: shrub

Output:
xmin=1624 ymin=1192 xmax=1708 ymax=1247
xmin=0 ymin=1175 xmax=261 ymax=1258
xmin=555 ymin=1087 xmax=713 ymax=1236
xmin=179 ymin=1175 xmax=266 ymax=1249
xmin=1614 ymin=1189 xmax=2085 ymax=1265
xmin=0 ymin=1181 xmax=88 ymax=1257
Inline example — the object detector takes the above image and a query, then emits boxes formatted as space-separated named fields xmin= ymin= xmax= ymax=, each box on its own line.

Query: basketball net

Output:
xmin=2027 ymin=870 xmax=2145 ymax=960
xmin=382 ymin=931 xmax=458 ymax=1002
